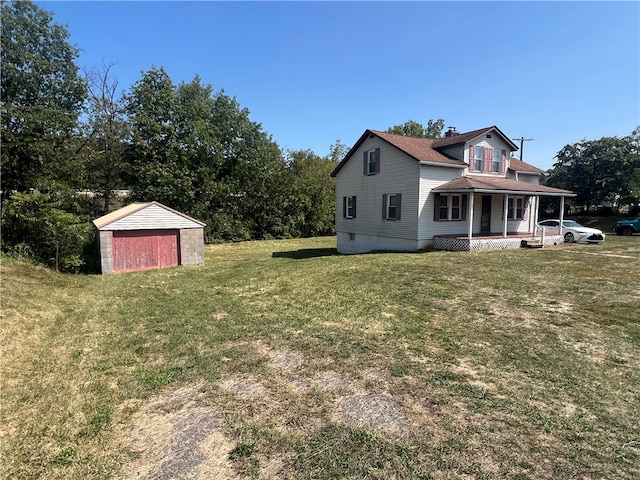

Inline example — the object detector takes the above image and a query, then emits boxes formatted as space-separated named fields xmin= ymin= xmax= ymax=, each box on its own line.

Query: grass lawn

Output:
xmin=2 ymin=236 xmax=639 ymax=479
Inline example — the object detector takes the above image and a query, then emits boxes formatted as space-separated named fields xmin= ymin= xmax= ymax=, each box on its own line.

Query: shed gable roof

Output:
xmin=93 ymin=201 xmax=205 ymax=230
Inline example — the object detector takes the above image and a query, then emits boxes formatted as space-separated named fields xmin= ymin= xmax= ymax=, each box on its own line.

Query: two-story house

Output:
xmin=330 ymin=126 xmax=574 ymax=253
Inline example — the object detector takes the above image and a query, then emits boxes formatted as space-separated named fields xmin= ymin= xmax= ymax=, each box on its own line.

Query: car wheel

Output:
xmin=622 ymin=227 xmax=633 ymax=236
xmin=564 ymin=232 xmax=575 ymax=243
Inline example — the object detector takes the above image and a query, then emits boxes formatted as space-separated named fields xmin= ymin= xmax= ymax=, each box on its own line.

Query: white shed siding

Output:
xmin=102 ymin=204 xmax=202 ymax=230
xmin=418 ymin=166 xmax=467 ymax=239
xmin=335 ymin=136 xmax=420 ymax=244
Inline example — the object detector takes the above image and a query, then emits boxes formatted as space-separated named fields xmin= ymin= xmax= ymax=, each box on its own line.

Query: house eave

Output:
xmin=418 ymin=161 xmax=467 ymax=168
xmin=435 ymin=187 xmax=576 ymax=197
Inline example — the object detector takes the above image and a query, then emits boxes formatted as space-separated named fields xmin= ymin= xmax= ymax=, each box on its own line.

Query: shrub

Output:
xmin=1 ymin=190 xmax=95 ymax=273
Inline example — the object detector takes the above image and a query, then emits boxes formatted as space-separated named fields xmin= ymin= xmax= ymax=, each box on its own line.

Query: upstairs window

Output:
xmin=382 ymin=193 xmax=401 ymax=220
xmin=492 ymin=149 xmax=501 ymax=173
xmin=473 ymin=147 xmax=483 ymax=171
xmin=363 ymin=148 xmax=381 ymax=175
xmin=469 ymin=146 xmax=506 ymax=174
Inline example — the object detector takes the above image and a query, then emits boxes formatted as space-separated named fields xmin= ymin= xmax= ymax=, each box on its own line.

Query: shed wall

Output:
xmin=180 ymin=228 xmax=205 ymax=266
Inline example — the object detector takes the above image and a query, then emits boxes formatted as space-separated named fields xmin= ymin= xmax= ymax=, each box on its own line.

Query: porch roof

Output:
xmin=432 ymin=176 xmax=575 ymax=197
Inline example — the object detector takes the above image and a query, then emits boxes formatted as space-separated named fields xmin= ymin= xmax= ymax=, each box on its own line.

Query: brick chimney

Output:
xmin=445 ymin=126 xmax=459 ymax=137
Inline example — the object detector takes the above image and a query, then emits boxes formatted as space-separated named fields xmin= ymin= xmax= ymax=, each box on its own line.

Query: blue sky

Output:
xmin=38 ymin=1 xmax=639 ymax=170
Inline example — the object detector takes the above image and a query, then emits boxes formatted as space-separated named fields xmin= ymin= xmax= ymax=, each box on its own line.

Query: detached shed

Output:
xmin=93 ymin=202 xmax=205 ymax=274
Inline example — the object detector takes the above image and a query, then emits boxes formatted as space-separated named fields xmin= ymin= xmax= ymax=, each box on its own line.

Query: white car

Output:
xmin=537 ymin=219 xmax=606 ymax=244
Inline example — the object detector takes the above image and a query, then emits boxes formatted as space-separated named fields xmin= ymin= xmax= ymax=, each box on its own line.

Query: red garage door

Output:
xmin=112 ymin=230 xmax=180 ymax=272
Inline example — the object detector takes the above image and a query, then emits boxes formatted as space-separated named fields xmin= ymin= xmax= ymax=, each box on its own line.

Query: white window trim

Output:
xmin=507 ymin=196 xmax=525 ymax=220
xmin=437 ymin=194 xmax=464 ymax=221
xmin=367 ymin=149 xmax=377 ymax=175
xmin=346 ymin=196 xmax=354 ymax=218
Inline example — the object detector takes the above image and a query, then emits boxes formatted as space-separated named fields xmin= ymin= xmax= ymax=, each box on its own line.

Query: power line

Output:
xmin=512 ymin=137 xmax=534 ymax=162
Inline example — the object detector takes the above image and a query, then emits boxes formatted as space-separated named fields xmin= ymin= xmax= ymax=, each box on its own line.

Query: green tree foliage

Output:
xmin=385 ymin=119 xmax=445 ymax=138
xmin=1 ymin=190 xmax=95 ymax=272
xmin=81 ymin=62 xmax=129 ymax=213
xmin=287 ymin=149 xmax=336 ymax=237
xmin=124 ymin=68 xmax=293 ymax=241
xmin=545 ymin=129 xmax=640 ymax=212
xmin=1 ymin=0 xmax=86 ymax=196
xmin=327 ymin=140 xmax=350 ymax=163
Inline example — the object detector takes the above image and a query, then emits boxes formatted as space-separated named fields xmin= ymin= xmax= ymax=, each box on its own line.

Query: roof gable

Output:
xmin=331 ymin=129 xmax=466 ymax=177
xmin=431 ymin=126 xmax=519 ymax=151
xmin=93 ymin=201 xmax=205 ymax=230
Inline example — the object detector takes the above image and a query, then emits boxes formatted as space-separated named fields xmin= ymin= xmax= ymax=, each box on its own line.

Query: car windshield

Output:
xmin=563 ymin=221 xmax=582 ymax=228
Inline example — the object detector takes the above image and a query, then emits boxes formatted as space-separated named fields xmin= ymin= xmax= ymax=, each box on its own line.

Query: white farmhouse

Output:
xmin=331 ymin=126 xmax=574 ymax=253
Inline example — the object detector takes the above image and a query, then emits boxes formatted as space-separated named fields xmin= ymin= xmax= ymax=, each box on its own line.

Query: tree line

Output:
xmin=543 ymin=130 xmax=640 ymax=214
xmin=1 ymin=1 xmax=344 ymax=271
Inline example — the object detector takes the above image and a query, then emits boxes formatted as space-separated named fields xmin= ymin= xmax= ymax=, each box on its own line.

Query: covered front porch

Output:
xmin=431 ymin=176 xmax=574 ymax=252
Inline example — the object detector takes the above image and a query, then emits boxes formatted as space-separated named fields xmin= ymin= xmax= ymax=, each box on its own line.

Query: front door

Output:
xmin=481 ymin=195 xmax=492 ymax=233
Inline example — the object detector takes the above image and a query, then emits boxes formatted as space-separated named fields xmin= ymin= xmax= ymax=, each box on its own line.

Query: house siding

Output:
xmin=335 ymin=136 xmax=419 ymax=253
xmin=418 ymin=166 xmax=467 ymax=239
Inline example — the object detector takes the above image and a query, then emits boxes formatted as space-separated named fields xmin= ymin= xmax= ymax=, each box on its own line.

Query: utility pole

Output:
xmin=512 ymin=137 xmax=534 ymax=162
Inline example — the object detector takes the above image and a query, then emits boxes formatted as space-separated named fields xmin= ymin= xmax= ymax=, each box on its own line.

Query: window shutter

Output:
xmin=375 ymin=148 xmax=381 ymax=174
xmin=484 ymin=148 xmax=492 ymax=172
xmin=434 ymin=193 xmax=441 ymax=221
xmin=461 ymin=194 xmax=468 ymax=220
xmin=363 ymin=151 xmax=368 ymax=175
xmin=382 ymin=194 xmax=387 ymax=219
xmin=522 ymin=196 xmax=529 ymax=220
xmin=468 ymin=146 xmax=474 ymax=171
xmin=352 ymin=196 xmax=356 ymax=219
xmin=396 ymin=193 xmax=401 ymax=220
xmin=500 ymin=150 xmax=506 ymax=174
xmin=343 ymin=196 xmax=347 ymax=218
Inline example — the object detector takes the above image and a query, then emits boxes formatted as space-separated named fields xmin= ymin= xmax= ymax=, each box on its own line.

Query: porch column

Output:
xmin=533 ymin=196 xmax=539 ymax=235
xmin=503 ymin=194 xmax=509 ymax=238
xmin=559 ymin=196 xmax=565 ymax=225
xmin=468 ymin=193 xmax=474 ymax=240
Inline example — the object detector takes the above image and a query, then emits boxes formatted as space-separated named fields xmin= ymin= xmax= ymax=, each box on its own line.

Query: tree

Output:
xmin=287 ymin=149 xmax=336 ymax=237
xmin=385 ymin=119 xmax=445 ymax=138
xmin=81 ymin=62 xmax=129 ymax=213
xmin=1 ymin=190 xmax=94 ymax=272
xmin=327 ymin=140 xmax=350 ymax=163
xmin=1 ymin=0 xmax=86 ymax=198
xmin=124 ymin=68 xmax=291 ymax=241
xmin=545 ymin=129 xmax=640 ymax=213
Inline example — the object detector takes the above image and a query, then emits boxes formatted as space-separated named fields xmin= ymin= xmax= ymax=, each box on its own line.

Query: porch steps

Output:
xmin=521 ymin=239 xmax=543 ymax=249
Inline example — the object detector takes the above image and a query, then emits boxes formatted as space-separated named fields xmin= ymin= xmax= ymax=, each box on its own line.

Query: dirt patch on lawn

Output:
xmin=334 ymin=394 xmax=410 ymax=436
xmin=118 ymin=383 xmax=237 ymax=480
